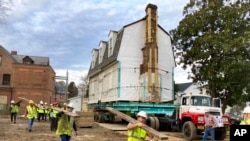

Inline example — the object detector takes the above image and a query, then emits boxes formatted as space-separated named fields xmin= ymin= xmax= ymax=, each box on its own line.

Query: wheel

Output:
xmin=182 ymin=121 xmax=197 ymax=141
xmin=215 ymin=127 xmax=227 ymax=140
xmin=148 ymin=117 xmax=156 ymax=129
xmin=153 ymin=117 xmax=160 ymax=131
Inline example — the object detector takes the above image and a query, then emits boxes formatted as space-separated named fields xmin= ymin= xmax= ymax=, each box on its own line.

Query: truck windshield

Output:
xmin=191 ymin=96 xmax=211 ymax=106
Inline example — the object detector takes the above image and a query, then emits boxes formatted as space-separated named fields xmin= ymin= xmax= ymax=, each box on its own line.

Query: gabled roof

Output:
xmin=88 ymin=15 xmax=171 ymax=77
xmin=0 ymin=44 xmax=49 ymax=66
xmin=12 ymin=55 xmax=49 ymax=65
xmin=0 ymin=45 xmax=18 ymax=62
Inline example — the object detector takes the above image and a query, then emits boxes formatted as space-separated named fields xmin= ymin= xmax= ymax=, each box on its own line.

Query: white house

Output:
xmin=88 ymin=4 xmax=176 ymax=104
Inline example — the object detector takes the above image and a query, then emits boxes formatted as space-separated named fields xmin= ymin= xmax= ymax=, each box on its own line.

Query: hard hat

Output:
xmin=67 ymin=103 xmax=74 ymax=108
xmin=29 ymin=100 xmax=34 ymax=104
xmin=44 ymin=102 xmax=47 ymax=105
xmin=63 ymin=103 xmax=67 ymax=106
xmin=243 ymin=107 xmax=250 ymax=114
xmin=137 ymin=111 xmax=147 ymax=119
xmin=40 ymin=101 xmax=43 ymax=104
xmin=11 ymin=100 xmax=15 ymax=104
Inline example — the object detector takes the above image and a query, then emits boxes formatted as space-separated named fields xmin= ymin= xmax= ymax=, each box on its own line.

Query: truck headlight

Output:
xmin=222 ymin=117 xmax=229 ymax=123
xmin=198 ymin=116 xmax=204 ymax=123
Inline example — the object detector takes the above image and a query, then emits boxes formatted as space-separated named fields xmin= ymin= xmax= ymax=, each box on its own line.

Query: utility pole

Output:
xmin=55 ymin=70 xmax=69 ymax=103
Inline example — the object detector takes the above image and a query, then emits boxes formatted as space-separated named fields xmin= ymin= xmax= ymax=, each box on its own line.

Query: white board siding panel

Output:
xmin=88 ymin=64 xmax=119 ymax=103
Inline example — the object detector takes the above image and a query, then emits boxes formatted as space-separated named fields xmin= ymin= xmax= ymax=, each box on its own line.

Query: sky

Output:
xmin=0 ymin=0 xmax=192 ymax=85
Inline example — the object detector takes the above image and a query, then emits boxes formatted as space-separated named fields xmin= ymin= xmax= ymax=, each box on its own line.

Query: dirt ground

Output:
xmin=0 ymin=114 xmax=229 ymax=141
xmin=0 ymin=115 xmax=127 ymax=141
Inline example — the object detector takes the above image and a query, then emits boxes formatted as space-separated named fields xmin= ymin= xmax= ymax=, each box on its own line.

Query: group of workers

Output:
xmin=10 ymin=99 xmax=77 ymax=141
xmin=10 ymin=99 xmax=250 ymax=141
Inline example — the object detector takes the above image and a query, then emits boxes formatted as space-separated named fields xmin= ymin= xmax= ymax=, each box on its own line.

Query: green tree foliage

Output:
xmin=170 ymin=0 xmax=250 ymax=112
xmin=68 ymin=82 xmax=78 ymax=98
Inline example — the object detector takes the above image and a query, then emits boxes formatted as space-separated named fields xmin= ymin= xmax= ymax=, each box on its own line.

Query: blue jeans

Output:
xmin=202 ymin=127 xmax=215 ymax=141
xmin=27 ymin=118 xmax=35 ymax=130
xmin=60 ymin=134 xmax=71 ymax=141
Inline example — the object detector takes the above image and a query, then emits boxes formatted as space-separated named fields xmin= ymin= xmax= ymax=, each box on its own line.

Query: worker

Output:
xmin=56 ymin=103 xmax=77 ymax=141
xmin=63 ymin=102 xmax=68 ymax=110
xmin=127 ymin=111 xmax=153 ymax=141
xmin=202 ymin=109 xmax=217 ymax=141
xmin=10 ymin=100 xmax=19 ymax=124
xmin=49 ymin=102 xmax=59 ymax=131
xmin=24 ymin=100 xmax=37 ymax=132
xmin=44 ymin=102 xmax=48 ymax=121
xmin=37 ymin=100 xmax=45 ymax=122
xmin=240 ymin=106 xmax=250 ymax=125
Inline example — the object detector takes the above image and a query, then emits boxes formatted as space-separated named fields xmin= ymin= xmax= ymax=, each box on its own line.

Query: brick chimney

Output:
xmin=11 ymin=51 xmax=17 ymax=55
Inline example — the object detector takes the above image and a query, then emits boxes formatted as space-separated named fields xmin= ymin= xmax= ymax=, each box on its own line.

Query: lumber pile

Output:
xmin=75 ymin=111 xmax=94 ymax=127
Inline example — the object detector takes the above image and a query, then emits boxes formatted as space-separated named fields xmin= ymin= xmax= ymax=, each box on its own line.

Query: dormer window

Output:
xmin=23 ymin=56 xmax=34 ymax=64
xmin=108 ymin=38 xmax=112 ymax=57
xmin=108 ymin=30 xmax=117 ymax=57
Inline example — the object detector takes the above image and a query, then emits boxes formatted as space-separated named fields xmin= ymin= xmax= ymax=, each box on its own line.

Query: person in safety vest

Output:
xmin=37 ymin=100 xmax=45 ymax=122
xmin=24 ymin=100 xmax=37 ymax=132
xmin=127 ymin=111 xmax=153 ymax=141
xmin=49 ymin=102 xmax=59 ymax=131
xmin=240 ymin=106 xmax=250 ymax=125
xmin=10 ymin=100 xmax=19 ymax=124
xmin=56 ymin=103 xmax=77 ymax=141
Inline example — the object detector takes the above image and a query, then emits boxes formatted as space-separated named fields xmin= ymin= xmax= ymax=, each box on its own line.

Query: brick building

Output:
xmin=0 ymin=45 xmax=57 ymax=110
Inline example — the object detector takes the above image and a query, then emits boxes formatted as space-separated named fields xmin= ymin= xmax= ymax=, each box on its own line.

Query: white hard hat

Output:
xmin=243 ymin=107 xmax=250 ymax=114
xmin=137 ymin=111 xmax=147 ymax=119
xmin=40 ymin=101 xmax=43 ymax=104
xmin=11 ymin=100 xmax=15 ymax=104
xmin=44 ymin=102 xmax=47 ymax=105
xmin=67 ymin=103 xmax=74 ymax=108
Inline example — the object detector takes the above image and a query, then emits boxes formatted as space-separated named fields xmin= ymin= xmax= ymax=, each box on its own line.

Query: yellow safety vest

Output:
xmin=240 ymin=119 xmax=250 ymax=125
xmin=10 ymin=105 xmax=19 ymax=113
xmin=56 ymin=114 xmax=74 ymax=136
xmin=128 ymin=127 xmax=147 ymax=141
xmin=26 ymin=105 xmax=37 ymax=119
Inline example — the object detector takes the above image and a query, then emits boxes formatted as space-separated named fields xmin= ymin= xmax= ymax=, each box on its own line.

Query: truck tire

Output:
xmin=148 ymin=117 xmax=156 ymax=129
xmin=153 ymin=117 xmax=160 ymax=131
xmin=182 ymin=121 xmax=197 ymax=141
xmin=215 ymin=127 xmax=227 ymax=140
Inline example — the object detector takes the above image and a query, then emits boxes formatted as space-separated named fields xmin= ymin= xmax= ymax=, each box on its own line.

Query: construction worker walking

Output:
xmin=10 ymin=100 xmax=19 ymax=124
xmin=24 ymin=100 xmax=37 ymax=132
xmin=240 ymin=106 xmax=250 ymax=125
xmin=56 ymin=103 xmax=77 ymax=141
xmin=127 ymin=111 xmax=153 ymax=141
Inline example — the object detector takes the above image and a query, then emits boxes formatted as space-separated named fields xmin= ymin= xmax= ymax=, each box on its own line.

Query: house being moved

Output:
xmin=88 ymin=4 xmax=176 ymax=105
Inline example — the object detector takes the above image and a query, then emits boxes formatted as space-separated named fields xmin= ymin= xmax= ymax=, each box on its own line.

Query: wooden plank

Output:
xmin=18 ymin=97 xmax=79 ymax=117
xmin=105 ymin=107 xmax=168 ymax=140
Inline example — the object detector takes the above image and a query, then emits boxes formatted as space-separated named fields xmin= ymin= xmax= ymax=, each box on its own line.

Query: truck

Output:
xmin=87 ymin=3 xmax=229 ymax=141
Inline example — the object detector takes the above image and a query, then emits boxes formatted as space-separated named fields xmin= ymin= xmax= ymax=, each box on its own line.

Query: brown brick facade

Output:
xmin=0 ymin=46 xmax=58 ymax=111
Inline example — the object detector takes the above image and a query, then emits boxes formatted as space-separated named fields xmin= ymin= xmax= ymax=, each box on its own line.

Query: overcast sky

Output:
xmin=0 ymin=0 xmax=192 ymax=85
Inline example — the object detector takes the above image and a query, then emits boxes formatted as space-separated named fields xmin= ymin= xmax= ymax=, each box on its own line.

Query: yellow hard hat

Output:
xmin=29 ymin=100 xmax=34 ymax=104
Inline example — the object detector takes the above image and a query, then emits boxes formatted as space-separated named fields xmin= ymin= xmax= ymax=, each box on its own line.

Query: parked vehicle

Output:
xmin=225 ymin=112 xmax=241 ymax=125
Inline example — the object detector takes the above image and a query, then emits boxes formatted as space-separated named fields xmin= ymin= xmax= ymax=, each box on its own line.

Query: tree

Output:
xmin=78 ymin=76 xmax=89 ymax=98
xmin=170 ymin=0 xmax=250 ymax=113
xmin=68 ymin=82 xmax=78 ymax=98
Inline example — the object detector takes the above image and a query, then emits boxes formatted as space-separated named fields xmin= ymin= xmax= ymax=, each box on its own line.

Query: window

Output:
xmin=182 ymin=98 xmax=187 ymax=105
xmin=3 ymin=74 xmax=11 ymax=85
